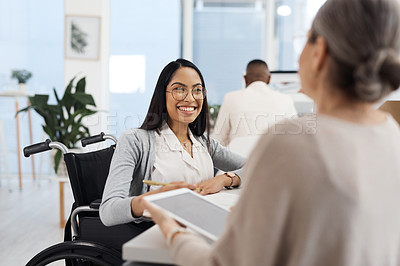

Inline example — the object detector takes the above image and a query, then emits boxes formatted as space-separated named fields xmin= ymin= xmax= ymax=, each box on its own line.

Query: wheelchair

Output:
xmin=23 ymin=133 xmax=154 ymax=266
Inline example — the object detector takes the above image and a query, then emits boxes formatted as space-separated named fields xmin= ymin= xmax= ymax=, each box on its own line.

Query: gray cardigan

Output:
xmin=100 ymin=128 xmax=245 ymax=226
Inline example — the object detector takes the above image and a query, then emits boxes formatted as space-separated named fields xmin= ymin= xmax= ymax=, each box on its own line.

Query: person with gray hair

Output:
xmin=309 ymin=0 xmax=400 ymax=103
xmin=138 ymin=0 xmax=400 ymax=265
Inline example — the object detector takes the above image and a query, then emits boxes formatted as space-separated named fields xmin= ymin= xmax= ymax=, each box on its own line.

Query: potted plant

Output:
xmin=18 ymin=76 xmax=97 ymax=174
xmin=11 ymin=69 xmax=32 ymax=92
xmin=208 ymin=104 xmax=221 ymax=129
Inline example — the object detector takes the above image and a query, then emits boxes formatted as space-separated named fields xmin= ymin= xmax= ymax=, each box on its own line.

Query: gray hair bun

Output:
xmin=354 ymin=49 xmax=400 ymax=102
xmin=312 ymin=0 xmax=400 ymax=102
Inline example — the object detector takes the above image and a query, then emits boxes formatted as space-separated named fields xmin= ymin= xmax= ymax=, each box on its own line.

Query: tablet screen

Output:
xmin=149 ymin=190 xmax=230 ymax=240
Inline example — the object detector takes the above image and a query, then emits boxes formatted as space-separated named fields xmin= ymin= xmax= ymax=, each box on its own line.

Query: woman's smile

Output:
xmin=166 ymin=67 xmax=203 ymax=128
xmin=177 ymin=105 xmax=197 ymax=114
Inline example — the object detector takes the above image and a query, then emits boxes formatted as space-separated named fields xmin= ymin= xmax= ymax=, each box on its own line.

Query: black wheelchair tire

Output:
xmin=25 ymin=240 xmax=123 ymax=266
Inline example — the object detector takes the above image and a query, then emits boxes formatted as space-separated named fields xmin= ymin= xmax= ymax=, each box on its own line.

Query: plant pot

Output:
xmin=18 ymin=83 xmax=26 ymax=92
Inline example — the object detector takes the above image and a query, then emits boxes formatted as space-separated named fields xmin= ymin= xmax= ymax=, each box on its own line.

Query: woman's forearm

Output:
xmin=131 ymin=190 xmax=156 ymax=217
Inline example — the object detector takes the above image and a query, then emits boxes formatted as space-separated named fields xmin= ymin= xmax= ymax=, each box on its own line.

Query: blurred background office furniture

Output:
xmin=0 ymin=119 xmax=10 ymax=190
xmin=379 ymin=100 xmax=400 ymax=125
xmin=0 ymin=90 xmax=36 ymax=189
xmin=269 ymin=71 xmax=314 ymax=116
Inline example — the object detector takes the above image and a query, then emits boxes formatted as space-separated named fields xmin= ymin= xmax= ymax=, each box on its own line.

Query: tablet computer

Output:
xmin=143 ymin=188 xmax=230 ymax=241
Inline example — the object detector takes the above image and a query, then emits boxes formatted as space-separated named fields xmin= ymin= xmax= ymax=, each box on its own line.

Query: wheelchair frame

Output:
xmin=24 ymin=133 xmax=128 ymax=266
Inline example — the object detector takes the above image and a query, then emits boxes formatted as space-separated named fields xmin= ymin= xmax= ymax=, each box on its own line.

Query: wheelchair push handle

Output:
xmin=81 ymin=132 xmax=117 ymax=147
xmin=24 ymin=139 xmax=69 ymax=156
xmin=24 ymin=139 xmax=51 ymax=157
xmin=81 ymin=132 xmax=105 ymax=147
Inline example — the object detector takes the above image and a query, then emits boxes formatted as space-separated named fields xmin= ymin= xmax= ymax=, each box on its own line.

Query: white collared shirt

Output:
xmin=150 ymin=123 xmax=214 ymax=190
xmin=213 ymin=81 xmax=298 ymax=146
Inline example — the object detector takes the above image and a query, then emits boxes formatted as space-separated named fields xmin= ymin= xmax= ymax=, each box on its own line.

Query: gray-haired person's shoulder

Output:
xmin=265 ymin=115 xmax=317 ymax=137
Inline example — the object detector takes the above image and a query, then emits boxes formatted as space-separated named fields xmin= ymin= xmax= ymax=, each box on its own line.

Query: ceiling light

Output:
xmin=277 ymin=5 xmax=292 ymax=16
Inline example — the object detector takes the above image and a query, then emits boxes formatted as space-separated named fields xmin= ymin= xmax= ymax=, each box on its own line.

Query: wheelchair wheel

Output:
xmin=26 ymin=240 xmax=123 ymax=266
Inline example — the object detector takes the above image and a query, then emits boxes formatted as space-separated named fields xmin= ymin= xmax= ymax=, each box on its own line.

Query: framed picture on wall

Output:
xmin=65 ymin=15 xmax=101 ymax=60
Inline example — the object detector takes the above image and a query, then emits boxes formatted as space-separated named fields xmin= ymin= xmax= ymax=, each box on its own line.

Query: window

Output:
xmin=192 ymin=0 xmax=325 ymax=105
xmin=109 ymin=55 xmax=146 ymax=94
xmin=0 ymin=0 xmax=64 ymax=176
xmin=109 ymin=0 xmax=181 ymax=137
xmin=193 ymin=0 xmax=264 ymax=104
xmin=274 ymin=0 xmax=326 ymax=70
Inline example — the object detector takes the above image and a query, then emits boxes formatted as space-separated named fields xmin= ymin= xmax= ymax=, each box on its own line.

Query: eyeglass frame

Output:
xmin=166 ymin=84 xmax=207 ymax=101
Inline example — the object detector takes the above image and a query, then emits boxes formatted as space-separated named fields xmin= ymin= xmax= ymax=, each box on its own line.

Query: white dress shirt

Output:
xmin=213 ymin=81 xmax=297 ymax=146
xmin=150 ymin=123 xmax=214 ymax=190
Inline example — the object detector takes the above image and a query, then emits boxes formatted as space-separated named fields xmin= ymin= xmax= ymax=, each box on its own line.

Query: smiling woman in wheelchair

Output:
xmin=100 ymin=59 xmax=245 ymax=226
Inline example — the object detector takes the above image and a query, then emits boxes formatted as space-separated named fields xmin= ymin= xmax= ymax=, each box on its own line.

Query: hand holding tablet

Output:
xmin=142 ymin=188 xmax=231 ymax=241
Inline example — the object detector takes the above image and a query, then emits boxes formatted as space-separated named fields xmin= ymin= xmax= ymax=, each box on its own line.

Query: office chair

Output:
xmin=24 ymin=132 xmax=153 ymax=266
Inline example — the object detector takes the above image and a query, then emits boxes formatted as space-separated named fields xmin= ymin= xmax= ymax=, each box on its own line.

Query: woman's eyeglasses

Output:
xmin=166 ymin=86 xmax=206 ymax=101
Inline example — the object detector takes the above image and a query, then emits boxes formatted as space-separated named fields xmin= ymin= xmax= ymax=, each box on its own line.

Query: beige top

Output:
xmin=170 ymin=114 xmax=400 ymax=266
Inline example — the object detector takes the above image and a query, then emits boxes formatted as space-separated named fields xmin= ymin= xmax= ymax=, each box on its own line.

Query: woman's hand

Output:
xmin=138 ymin=197 xmax=182 ymax=239
xmin=156 ymin=181 xmax=197 ymax=193
xmin=131 ymin=181 xmax=197 ymax=217
xmin=196 ymin=174 xmax=232 ymax=195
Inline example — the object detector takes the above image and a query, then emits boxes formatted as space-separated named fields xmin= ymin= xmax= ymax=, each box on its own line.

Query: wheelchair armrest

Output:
xmin=71 ymin=205 xmax=100 ymax=239
xmin=90 ymin=199 xmax=102 ymax=209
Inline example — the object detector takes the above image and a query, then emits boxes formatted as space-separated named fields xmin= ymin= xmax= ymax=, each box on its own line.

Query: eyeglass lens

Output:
xmin=171 ymin=86 xmax=206 ymax=100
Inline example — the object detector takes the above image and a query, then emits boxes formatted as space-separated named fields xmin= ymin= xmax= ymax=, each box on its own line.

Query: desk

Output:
xmin=58 ymin=177 xmax=69 ymax=228
xmin=122 ymin=189 xmax=241 ymax=265
xmin=0 ymin=90 xmax=36 ymax=189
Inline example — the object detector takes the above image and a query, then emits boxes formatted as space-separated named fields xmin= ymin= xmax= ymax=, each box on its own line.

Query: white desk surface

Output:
xmin=0 ymin=90 xmax=33 ymax=97
xmin=122 ymin=189 xmax=241 ymax=265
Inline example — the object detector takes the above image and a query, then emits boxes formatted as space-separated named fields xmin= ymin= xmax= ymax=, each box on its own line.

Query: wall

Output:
xmin=108 ymin=0 xmax=181 ymax=137
xmin=64 ymin=0 xmax=110 ymax=136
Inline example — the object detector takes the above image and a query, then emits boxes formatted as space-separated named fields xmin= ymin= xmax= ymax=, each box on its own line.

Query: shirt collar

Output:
xmin=247 ymin=81 xmax=271 ymax=90
xmin=188 ymin=128 xmax=202 ymax=151
xmin=159 ymin=122 xmax=201 ymax=151
xmin=158 ymin=122 xmax=181 ymax=151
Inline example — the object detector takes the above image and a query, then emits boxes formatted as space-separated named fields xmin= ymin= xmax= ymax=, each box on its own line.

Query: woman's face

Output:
xmin=165 ymin=67 xmax=204 ymax=128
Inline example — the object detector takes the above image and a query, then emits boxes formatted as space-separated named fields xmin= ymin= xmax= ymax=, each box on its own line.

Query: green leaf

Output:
xmin=17 ymin=74 xmax=97 ymax=149
xmin=71 ymin=93 xmax=96 ymax=107
xmin=54 ymin=150 xmax=62 ymax=174
xmin=53 ymin=88 xmax=62 ymax=104
xmin=62 ymin=77 xmax=77 ymax=113
xmin=11 ymin=69 xmax=32 ymax=84
xmin=61 ymin=91 xmax=74 ymax=115
xmin=73 ymin=78 xmax=89 ymax=111
xmin=76 ymin=77 xmax=86 ymax=93
xmin=16 ymin=105 xmax=33 ymax=117
xmin=64 ymin=76 xmax=75 ymax=96
xmin=29 ymin=94 xmax=49 ymax=107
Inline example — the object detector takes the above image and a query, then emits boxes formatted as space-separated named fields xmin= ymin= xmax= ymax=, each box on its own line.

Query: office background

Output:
xmin=2 ymin=1 xmax=400 ymax=265
xmin=0 ymin=0 xmax=324 ymax=181
xmin=0 ymin=0 xmax=353 ymax=182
